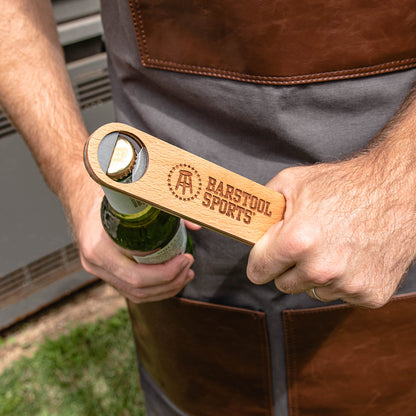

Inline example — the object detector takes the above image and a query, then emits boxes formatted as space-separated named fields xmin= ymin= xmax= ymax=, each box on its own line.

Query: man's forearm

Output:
xmin=0 ymin=0 xmax=89 ymax=199
xmin=247 ymin=81 xmax=416 ymax=307
xmin=365 ymin=82 xmax=416 ymax=169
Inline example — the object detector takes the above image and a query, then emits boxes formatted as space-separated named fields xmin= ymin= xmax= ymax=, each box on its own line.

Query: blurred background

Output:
xmin=0 ymin=0 xmax=114 ymax=331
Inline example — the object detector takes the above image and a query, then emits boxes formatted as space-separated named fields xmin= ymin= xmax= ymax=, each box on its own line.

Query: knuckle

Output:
xmin=126 ymin=274 xmax=142 ymax=289
xmin=275 ymin=167 xmax=298 ymax=185
xmin=307 ymin=262 xmax=340 ymax=286
xmin=286 ymin=226 xmax=318 ymax=257
xmin=78 ymin=242 xmax=101 ymax=275
xmin=79 ymin=243 xmax=94 ymax=264
xmin=78 ymin=236 xmax=100 ymax=266
xmin=275 ymin=279 xmax=301 ymax=295
xmin=342 ymin=280 xmax=366 ymax=297
xmin=79 ymin=254 xmax=95 ymax=275
xmin=271 ymin=166 xmax=307 ymax=192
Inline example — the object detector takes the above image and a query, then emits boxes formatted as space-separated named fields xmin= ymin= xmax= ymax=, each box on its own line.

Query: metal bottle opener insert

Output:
xmin=96 ymin=131 xmax=149 ymax=183
xmin=84 ymin=123 xmax=285 ymax=245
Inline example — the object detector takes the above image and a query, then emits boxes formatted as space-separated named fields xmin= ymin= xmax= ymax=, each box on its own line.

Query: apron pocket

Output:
xmin=127 ymin=296 xmax=273 ymax=416
xmin=283 ymin=293 xmax=416 ymax=416
xmin=128 ymin=0 xmax=416 ymax=85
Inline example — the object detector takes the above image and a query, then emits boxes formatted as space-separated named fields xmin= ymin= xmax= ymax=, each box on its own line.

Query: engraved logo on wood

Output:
xmin=202 ymin=176 xmax=273 ymax=225
xmin=168 ymin=164 xmax=202 ymax=201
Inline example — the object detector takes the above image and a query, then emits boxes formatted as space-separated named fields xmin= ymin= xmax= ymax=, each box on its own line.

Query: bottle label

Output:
xmin=133 ymin=220 xmax=188 ymax=264
xmin=103 ymin=187 xmax=148 ymax=215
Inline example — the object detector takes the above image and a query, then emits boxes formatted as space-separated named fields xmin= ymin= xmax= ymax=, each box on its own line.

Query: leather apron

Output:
xmin=118 ymin=1 xmax=416 ymax=415
xmin=128 ymin=0 xmax=416 ymax=85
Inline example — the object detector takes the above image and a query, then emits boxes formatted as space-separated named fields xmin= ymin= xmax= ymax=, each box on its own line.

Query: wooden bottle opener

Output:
xmin=84 ymin=122 xmax=285 ymax=246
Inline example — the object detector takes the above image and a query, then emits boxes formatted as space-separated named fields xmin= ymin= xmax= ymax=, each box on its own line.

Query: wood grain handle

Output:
xmin=84 ymin=123 xmax=285 ymax=246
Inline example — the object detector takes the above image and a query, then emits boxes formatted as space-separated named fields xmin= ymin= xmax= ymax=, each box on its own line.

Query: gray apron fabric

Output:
xmin=101 ymin=1 xmax=416 ymax=415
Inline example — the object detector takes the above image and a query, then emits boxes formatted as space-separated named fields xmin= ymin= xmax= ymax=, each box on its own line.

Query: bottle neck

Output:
xmin=103 ymin=186 xmax=149 ymax=215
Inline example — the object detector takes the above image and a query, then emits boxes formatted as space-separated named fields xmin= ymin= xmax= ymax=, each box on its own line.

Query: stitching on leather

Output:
xmin=143 ymin=58 xmax=416 ymax=85
xmin=128 ymin=0 xmax=150 ymax=61
xmin=283 ymin=292 xmax=416 ymax=317
xmin=148 ymin=57 xmax=416 ymax=77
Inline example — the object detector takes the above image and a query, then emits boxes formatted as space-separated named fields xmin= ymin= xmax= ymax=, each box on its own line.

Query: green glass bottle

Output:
xmin=100 ymin=136 xmax=192 ymax=264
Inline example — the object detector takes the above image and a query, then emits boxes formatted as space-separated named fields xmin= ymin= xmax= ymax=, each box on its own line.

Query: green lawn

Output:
xmin=0 ymin=308 xmax=146 ymax=416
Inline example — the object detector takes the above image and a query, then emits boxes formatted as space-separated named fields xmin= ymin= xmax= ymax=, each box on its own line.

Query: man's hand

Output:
xmin=247 ymin=149 xmax=416 ymax=308
xmin=65 ymin=172 xmax=198 ymax=304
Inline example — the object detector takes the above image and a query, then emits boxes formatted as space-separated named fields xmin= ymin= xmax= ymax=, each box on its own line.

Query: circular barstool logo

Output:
xmin=168 ymin=164 xmax=202 ymax=201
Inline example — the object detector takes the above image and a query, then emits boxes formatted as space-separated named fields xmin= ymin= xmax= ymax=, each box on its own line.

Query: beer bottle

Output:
xmin=100 ymin=135 xmax=193 ymax=264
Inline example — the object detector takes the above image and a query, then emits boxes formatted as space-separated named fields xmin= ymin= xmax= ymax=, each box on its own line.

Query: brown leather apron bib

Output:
xmin=128 ymin=0 xmax=416 ymax=85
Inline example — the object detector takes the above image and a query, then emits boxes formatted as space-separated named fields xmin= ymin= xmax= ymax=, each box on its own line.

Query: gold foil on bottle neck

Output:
xmin=107 ymin=137 xmax=136 ymax=180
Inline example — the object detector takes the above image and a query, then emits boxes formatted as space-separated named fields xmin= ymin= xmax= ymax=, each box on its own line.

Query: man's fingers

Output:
xmin=125 ymin=260 xmax=195 ymax=303
xmin=247 ymin=221 xmax=295 ymax=285
xmin=307 ymin=285 xmax=340 ymax=302
xmin=184 ymin=220 xmax=202 ymax=231
xmin=306 ymin=277 xmax=393 ymax=308
xmin=122 ymin=254 xmax=194 ymax=289
xmin=79 ymin=226 xmax=195 ymax=302
xmin=82 ymin=252 xmax=194 ymax=303
xmin=273 ymin=266 xmax=311 ymax=294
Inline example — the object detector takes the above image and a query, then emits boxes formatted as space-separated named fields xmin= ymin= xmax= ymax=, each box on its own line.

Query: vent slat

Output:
xmin=77 ymin=85 xmax=112 ymax=101
xmin=0 ymin=243 xmax=82 ymax=308
xmin=79 ymin=91 xmax=112 ymax=105
xmin=0 ymin=125 xmax=16 ymax=139
xmin=80 ymin=92 xmax=113 ymax=109
xmin=0 ymin=114 xmax=10 ymax=123
xmin=78 ymin=86 xmax=112 ymax=102
xmin=75 ymin=71 xmax=112 ymax=109
xmin=0 ymin=120 xmax=12 ymax=129
xmin=0 ymin=276 xmax=26 ymax=293
xmin=0 ymin=270 xmax=22 ymax=286
xmin=76 ymin=74 xmax=109 ymax=91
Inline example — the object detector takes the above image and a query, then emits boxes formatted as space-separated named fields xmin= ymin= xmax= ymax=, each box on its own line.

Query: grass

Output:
xmin=0 ymin=308 xmax=146 ymax=416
